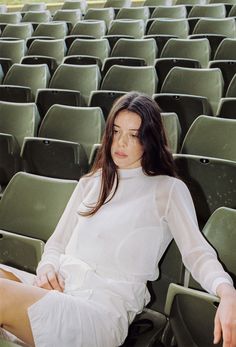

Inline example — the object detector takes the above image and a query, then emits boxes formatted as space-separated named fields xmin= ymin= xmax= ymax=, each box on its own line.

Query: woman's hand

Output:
xmin=34 ymin=264 xmax=65 ymax=292
xmin=214 ymin=283 xmax=236 ymax=347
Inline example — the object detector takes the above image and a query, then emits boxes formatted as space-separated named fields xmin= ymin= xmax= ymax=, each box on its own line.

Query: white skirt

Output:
xmin=0 ymin=264 xmax=129 ymax=347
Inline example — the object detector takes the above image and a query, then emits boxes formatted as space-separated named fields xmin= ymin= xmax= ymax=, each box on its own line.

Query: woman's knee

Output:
xmin=0 ymin=269 xmax=21 ymax=282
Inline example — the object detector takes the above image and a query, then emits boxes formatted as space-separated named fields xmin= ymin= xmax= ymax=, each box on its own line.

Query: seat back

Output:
xmin=111 ymin=38 xmax=157 ymax=65
xmin=160 ymin=38 xmax=210 ymax=68
xmin=181 ymin=115 xmax=236 ymax=161
xmin=68 ymin=38 xmax=110 ymax=63
xmin=49 ymin=64 xmax=101 ymax=105
xmin=0 ymin=172 xmax=77 ymax=241
xmin=101 ymin=65 xmax=157 ymax=96
xmin=39 ymin=104 xmax=105 ymax=159
xmin=151 ymin=5 xmax=187 ymax=19
xmin=161 ymin=112 xmax=181 ymax=153
xmin=108 ymin=19 xmax=145 ymax=38
xmin=27 ymin=39 xmax=67 ymax=64
xmin=214 ymin=38 xmax=236 ymax=60
xmin=32 ymin=22 xmax=68 ymax=39
xmin=62 ymin=0 xmax=87 ymax=14
xmin=161 ymin=67 xmax=223 ymax=114
xmin=0 ymin=12 xmax=22 ymax=24
xmin=188 ymin=3 xmax=226 ymax=17
xmin=226 ymin=73 xmax=236 ymax=97
xmin=104 ymin=0 xmax=131 ymax=8
xmin=70 ymin=20 xmax=106 ymax=39
xmin=22 ymin=10 xmax=51 ymax=23
xmin=116 ymin=6 xmax=150 ymax=21
xmin=4 ymin=63 xmax=51 ymax=100
xmin=0 ymin=39 xmax=26 ymax=64
xmin=22 ymin=3 xmax=46 ymax=11
xmin=147 ymin=18 xmax=189 ymax=38
xmin=192 ymin=17 xmax=236 ymax=38
xmin=2 ymin=23 xmax=33 ymax=40
xmin=84 ymin=8 xmax=115 ymax=29
xmin=53 ymin=9 xmax=82 ymax=27
xmin=0 ymin=101 xmax=40 ymax=148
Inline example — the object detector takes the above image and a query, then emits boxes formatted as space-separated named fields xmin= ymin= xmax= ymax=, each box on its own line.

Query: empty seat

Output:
xmin=188 ymin=3 xmax=226 ymax=17
xmin=70 ymin=20 xmax=106 ymax=39
xmin=180 ymin=115 xmax=236 ymax=161
xmin=192 ymin=17 xmax=236 ymax=37
xmin=228 ymin=3 xmax=236 ymax=16
xmin=61 ymin=0 xmax=87 ymax=14
xmin=0 ymin=101 xmax=40 ymax=187
xmin=161 ymin=112 xmax=181 ymax=153
xmin=21 ymin=3 xmax=46 ymax=12
xmin=107 ymin=19 xmax=145 ymax=39
xmin=67 ymin=38 xmax=110 ymax=64
xmin=216 ymin=97 xmax=236 ymax=119
xmin=21 ymin=10 xmax=51 ymax=23
xmin=151 ymin=5 xmax=187 ymax=18
xmin=21 ymin=105 xmax=105 ymax=179
xmin=32 ymin=21 xmax=68 ymax=39
xmin=225 ymin=73 xmax=236 ymax=97
xmin=116 ymin=7 xmax=150 ymax=21
xmin=144 ymin=0 xmax=173 ymax=6
xmin=1 ymin=23 xmax=33 ymax=40
xmin=209 ymin=60 xmax=236 ymax=96
xmin=147 ymin=18 xmax=189 ymax=38
xmin=0 ymin=63 xmax=50 ymax=102
xmin=0 ymin=12 xmax=22 ymax=24
xmin=84 ymin=8 xmax=115 ymax=29
xmin=110 ymin=38 xmax=157 ymax=65
xmin=0 ymin=171 xmax=77 ymax=272
xmin=103 ymin=0 xmax=131 ymax=9
xmin=53 ymin=9 xmax=82 ymax=28
xmin=0 ymin=39 xmax=26 ymax=64
xmin=214 ymin=38 xmax=236 ymax=60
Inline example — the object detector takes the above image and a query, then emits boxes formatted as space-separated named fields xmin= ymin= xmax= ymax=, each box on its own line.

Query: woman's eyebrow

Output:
xmin=113 ymin=124 xmax=140 ymax=131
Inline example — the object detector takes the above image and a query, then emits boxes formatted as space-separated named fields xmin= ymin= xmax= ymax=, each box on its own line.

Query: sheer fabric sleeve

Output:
xmin=36 ymin=179 xmax=85 ymax=274
xmin=165 ymin=178 xmax=233 ymax=295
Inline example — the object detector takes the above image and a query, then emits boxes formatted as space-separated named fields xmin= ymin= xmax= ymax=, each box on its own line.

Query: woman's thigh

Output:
xmin=0 ymin=278 xmax=49 ymax=346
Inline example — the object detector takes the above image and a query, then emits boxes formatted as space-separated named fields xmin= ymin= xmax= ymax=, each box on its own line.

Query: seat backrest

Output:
xmin=214 ymin=38 xmax=236 ymax=60
xmin=188 ymin=4 xmax=226 ymax=18
xmin=49 ymin=64 xmax=101 ymax=105
xmin=21 ymin=3 xmax=46 ymax=11
xmin=22 ymin=10 xmax=51 ymax=23
xmin=174 ymin=154 xmax=236 ymax=228
xmin=144 ymin=0 xmax=173 ymax=5
xmin=0 ymin=39 xmax=26 ymax=64
xmin=104 ymin=0 xmax=131 ymax=8
xmin=27 ymin=39 xmax=67 ymax=64
xmin=147 ymin=18 xmax=189 ymax=38
xmin=193 ymin=17 xmax=236 ymax=38
xmin=101 ymin=65 xmax=157 ymax=96
xmin=0 ymin=172 xmax=77 ymax=241
xmin=161 ymin=67 xmax=223 ymax=114
xmin=4 ymin=63 xmax=51 ymax=99
xmin=53 ymin=9 xmax=82 ymax=26
xmin=67 ymin=38 xmax=110 ymax=63
xmin=84 ymin=8 xmax=115 ymax=29
xmin=228 ymin=3 xmax=236 ymax=16
xmin=108 ymin=19 xmax=145 ymax=39
xmin=39 ymin=104 xmax=105 ymax=158
xmin=62 ymin=0 xmax=87 ymax=14
xmin=111 ymin=38 xmax=157 ymax=65
xmin=181 ymin=115 xmax=236 ymax=161
xmin=151 ymin=5 xmax=187 ymax=19
xmin=32 ymin=22 xmax=68 ymax=39
xmin=116 ymin=6 xmax=150 ymax=21
xmin=226 ymin=73 xmax=236 ymax=97
xmin=160 ymin=38 xmax=210 ymax=68
xmin=2 ymin=23 xmax=34 ymax=40
xmin=0 ymin=12 xmax=22 ymax=24
xmin=161 ymin=112 xmax=181 ymax=153
xmin=70 ymin=20 xmax=106 ymax=39
xmin=0 ymin=101 xmax=40 ymax=147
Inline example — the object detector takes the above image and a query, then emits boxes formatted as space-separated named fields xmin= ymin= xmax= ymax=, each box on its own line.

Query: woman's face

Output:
xmin=111 ymin=109 xmax=144 ymax=169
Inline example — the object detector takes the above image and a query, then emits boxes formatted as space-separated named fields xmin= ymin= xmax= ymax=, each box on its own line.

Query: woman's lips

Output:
xmin=114 ymin=151 xmax=128 ymax=158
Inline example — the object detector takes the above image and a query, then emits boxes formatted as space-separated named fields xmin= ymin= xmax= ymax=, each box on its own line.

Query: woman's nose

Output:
xmin=118 ymin=134 xmax=128 ymax=146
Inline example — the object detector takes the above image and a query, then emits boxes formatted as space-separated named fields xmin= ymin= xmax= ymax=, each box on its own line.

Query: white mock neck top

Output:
xmin=36 ymin=167 xmax=233 ymax=346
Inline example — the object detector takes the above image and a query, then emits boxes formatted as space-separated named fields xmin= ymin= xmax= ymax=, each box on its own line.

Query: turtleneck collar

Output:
xmin=118 ymin=166 xmax=143 ymax=179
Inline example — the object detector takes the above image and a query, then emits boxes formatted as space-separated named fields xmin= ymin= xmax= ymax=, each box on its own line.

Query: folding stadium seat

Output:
xmin=1 ymin=23 xmax=34 ymax=40
xmin=0 ymin=39 xmax=26 ymax=64
xmin=107 ymin=19 xmax=145 ymax=39
xmin=0 ymin=63 xmax=50 ymax=102
xmin=70 ymin=20 xmax=106 ymax=39
xmin=225 ymin=73 xmax=236 ymax=97
xmin=228 ymin=3 xmax=236 ymax=16
xmin=61 ymin=0 xmax=87 ymax=15
xmin=36 ymin=63 xmax=101 ymax=117
xmin=155 ymin=38 xmax=210 ymax=90
xmin=161 ymin=112 xmax=181 ymax=153
xmin=147 ymin=18 xmax=189 ymax=38
xmin=209 ymin=62 xmax=236 ymax=96
xmin=216 ymin=97 xmax=236 ymax=119
xmin=21 ymin=10 xmax=51 ymax=25
xmin=116 ymin=6 xmax=150 ymax=21
xmin=188 ymin=3 xmax=226 ymax=17
xmin=151 ymin=5 xmax=187 ymax=19
xmin=21 ymin=105 xmax=105 ymax=180
xmin=21 ymin=2 xmax=46 ymax=12
xmin=209 ymin=0 xmax=235 ymax=15
xmin=154 ymin=67 xmax=223 ymax=141
xmin=0 ymin=101 xmax=40 ymax=188
xmin=180 ymin=115 xmax=236 ymax=161
xmin=66 ymin=38 xmax=110 ymax=65
xmin=22 ymin=38 xmax=67 ymax=71
xmin=109 ymin=38 xmax=157 ymax=65
xmin=84 ymin=8 xmax=115 ymax=30
xmin=0 ymin=171 xmax=77 ymax=272
xmin=0 ymin=12 xmax=22 ymax=24
xmin=103 ymin=0 xmax=131 ymax=16
xmin=32 ymin=21 xmax=68 ymax=39
xmin=214 ymin=38 xmax=236 ymax=60
xmin=165 ymin=207 xmax=236 ymax=347
xmin=144 ymin=0 xmax=173 ymax=7
xmin=101 ymin=57 xmax=146 ymax=80
xmin=52 ymin=9 xmax=82 ymax=31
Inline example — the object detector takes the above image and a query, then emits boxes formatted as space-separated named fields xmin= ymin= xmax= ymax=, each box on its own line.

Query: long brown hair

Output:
xmin=81 ymin=92 xmax=177 ymax=217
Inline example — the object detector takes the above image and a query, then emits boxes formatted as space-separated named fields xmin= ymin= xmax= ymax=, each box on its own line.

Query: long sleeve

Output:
xmin=37 ymin=179 xmax=85 ymax=274
xmin=165 ymin=178 xmax=233 ymax=295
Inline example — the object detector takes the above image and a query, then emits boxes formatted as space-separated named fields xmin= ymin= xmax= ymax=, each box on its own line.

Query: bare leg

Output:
xmin=0 ymin=268 xmax=21 ymax=282
xmin=0 ymin=277 xmax=50 ymax=346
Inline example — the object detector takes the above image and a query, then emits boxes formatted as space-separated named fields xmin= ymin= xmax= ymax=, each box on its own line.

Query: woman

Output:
xmin=0 ymin=92 xmax=235 ymax=347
